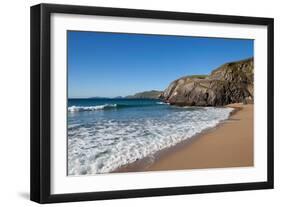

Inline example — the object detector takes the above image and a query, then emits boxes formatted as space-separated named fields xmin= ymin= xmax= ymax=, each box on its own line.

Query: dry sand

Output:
xmin=115 ymin=103 xmax=253 ymax=173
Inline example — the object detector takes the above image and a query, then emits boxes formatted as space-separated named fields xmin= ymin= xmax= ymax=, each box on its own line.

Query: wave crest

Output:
xmin=68 ymin=102 xmax=168 ymax=112
xmin=156 ymin=101 xmax=169 ymax=105
xmin=68 ymin=104 xmax=117 ymax=112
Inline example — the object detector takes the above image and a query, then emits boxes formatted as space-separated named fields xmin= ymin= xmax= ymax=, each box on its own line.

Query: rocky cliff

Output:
xmin=161 ymin=58 xmax=254 ymax=106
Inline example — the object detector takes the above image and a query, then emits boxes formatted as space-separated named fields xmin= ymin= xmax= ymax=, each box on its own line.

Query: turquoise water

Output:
xmin=67 ymin=98 xmax=233 ymax=175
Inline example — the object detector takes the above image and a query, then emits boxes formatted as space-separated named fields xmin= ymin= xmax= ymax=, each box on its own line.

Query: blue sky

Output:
xmin=68 ymin=31 xmax=253 ymax=98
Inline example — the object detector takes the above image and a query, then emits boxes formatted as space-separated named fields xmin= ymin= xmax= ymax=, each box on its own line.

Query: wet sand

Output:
xmin=115 ymin=103 xmax=253 ymax=173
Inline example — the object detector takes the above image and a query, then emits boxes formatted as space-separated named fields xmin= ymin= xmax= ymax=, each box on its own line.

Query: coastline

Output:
xmin=114 ymin=103 xmax=253 ymax=173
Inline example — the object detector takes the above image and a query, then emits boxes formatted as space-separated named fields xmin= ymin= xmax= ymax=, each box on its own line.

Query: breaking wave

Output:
xmin=68 ymin=104 xmax=117 ymax=112
xmin=68 ymin=102 xmax=168 ymax=112
xmin=67 ymin=106 xmax=233 ymax=175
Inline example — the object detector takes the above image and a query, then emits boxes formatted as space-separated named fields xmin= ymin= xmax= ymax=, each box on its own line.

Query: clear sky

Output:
xmin=68 ymin=31 xmax=253 ymax=98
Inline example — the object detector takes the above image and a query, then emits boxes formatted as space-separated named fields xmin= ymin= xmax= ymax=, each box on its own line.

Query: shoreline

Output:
xmin=114 ymin=103 xmax=253 ymax=173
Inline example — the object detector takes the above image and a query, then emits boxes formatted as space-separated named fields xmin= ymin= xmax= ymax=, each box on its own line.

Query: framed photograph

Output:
xmin=30 ymin=3 xmax=274 ymax=203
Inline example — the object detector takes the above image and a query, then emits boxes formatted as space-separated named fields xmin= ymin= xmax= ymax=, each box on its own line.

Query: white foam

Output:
xmin=68 ymin=104 xmax=117 ymax=112
xmin=156 ymin=101 xmax=169 ymax=105
xmin=67 ymin=107 xmax=233 ymax=175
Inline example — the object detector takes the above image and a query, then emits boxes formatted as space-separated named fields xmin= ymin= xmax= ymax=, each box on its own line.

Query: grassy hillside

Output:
xmin=126 ymin=90 xmax=163 ymax=99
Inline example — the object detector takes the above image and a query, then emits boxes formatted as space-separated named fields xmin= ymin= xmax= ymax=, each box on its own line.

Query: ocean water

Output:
xmin=67 ymin=98 xmax=233 ymax=175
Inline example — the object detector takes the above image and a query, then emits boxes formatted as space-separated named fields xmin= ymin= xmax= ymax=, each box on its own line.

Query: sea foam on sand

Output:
xmin=67 ymin=107 xmax=233 ymax=175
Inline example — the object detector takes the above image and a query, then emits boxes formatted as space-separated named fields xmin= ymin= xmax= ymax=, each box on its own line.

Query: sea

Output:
xmin=67 ymin=98 xmax=233 ymax=175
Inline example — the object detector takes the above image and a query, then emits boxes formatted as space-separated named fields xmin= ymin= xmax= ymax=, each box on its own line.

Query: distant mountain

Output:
xmin=87 ymin=96 xmax=125 ymax=99
xmin=126 ymin=90 xmax=163 ymax=99
xmin=88 ymin=96 xmax=110 ymax=99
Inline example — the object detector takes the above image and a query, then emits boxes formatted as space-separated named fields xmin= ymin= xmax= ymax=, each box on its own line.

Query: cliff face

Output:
xmin=127 ymin=90 xmax=163 ymax=99
xmin=161 ymin=58 xmax=254 ymax=106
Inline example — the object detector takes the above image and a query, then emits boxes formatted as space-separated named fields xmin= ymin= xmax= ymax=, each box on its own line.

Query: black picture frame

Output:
xmin=30 ymin=3 xmax=274 ymax=204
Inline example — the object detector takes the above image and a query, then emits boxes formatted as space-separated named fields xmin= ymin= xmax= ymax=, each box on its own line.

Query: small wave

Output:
xmin=68 ymin=102 xmax=167 ymax=112
xmin=68 ymin=104 xmax=117 ymax=112
xmin=156 ymin=101 xmax=169 ymax=105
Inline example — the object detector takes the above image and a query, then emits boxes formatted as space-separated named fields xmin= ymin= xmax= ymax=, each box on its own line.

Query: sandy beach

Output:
xmin=115 ymin=103 xmax=253 ymax=173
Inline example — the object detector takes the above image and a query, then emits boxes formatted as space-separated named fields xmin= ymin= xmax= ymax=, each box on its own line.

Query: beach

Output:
xmin=115 ymin=103 xmax=253 ymax=173
xmin=68 ymin=98 xmax=235 ymax=174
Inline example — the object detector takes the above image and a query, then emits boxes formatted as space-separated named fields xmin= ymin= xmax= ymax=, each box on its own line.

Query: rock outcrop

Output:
xmin=161 ymin=58 xmax=254 ymax=106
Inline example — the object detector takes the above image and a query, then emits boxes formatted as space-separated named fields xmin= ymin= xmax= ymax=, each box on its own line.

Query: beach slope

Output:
xmin=116 ymin=103 xmax=253 ymax=172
